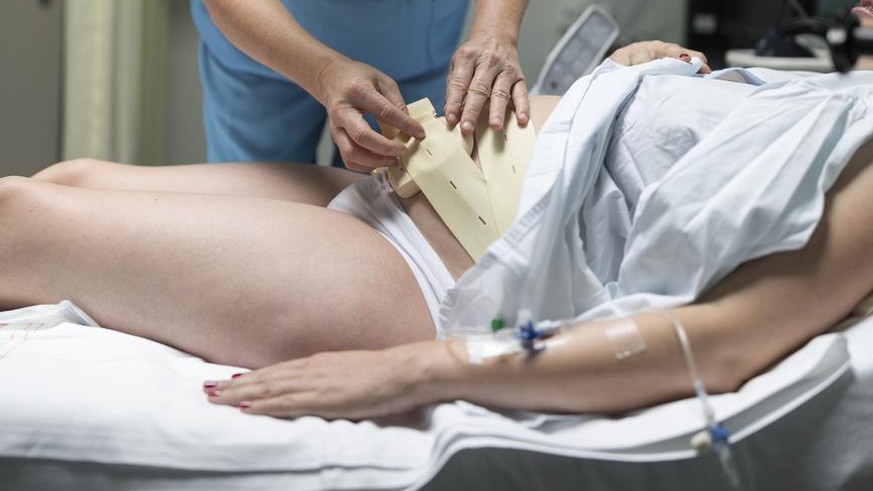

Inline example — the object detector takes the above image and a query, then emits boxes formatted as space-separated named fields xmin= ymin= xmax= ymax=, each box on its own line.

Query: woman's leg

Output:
xmin=32 ymin=159 xmax=362 ymax=206
xmin=0 ymin=176 xmax=433 ymax=368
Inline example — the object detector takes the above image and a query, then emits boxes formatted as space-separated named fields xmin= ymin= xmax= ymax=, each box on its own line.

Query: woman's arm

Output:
xmin=202 ymin=308 xmax=715 ymax=419
xmin=206 ymin=140 xmax=873 ymax=419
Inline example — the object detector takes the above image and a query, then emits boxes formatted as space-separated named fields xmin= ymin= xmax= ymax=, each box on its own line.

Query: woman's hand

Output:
xmin=853 ymin=1 xmax=873 ymax=19
xmin=610 ymin=41 xmax=712 ymax=73
xmin=316 ymin=57 xmax=427 ymax=173
xmin=204 ymin=344 xmax=442 ymax=420
xmin=444 ymin=34 xmax=529 ymax=135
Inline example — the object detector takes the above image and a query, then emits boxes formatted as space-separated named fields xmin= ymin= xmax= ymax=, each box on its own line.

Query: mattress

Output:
xmin=0 ymin=301 xmax=871 ymax=491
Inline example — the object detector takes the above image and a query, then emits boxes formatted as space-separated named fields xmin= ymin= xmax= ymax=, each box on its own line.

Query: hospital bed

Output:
xmin=3 ymin=9 xmax=873 ymax=491
xmin=0 ymin=301 xmax=871 ymax=491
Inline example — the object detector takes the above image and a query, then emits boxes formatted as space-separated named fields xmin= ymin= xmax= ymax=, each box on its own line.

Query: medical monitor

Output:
xmin=686 ymin=0 xmax=859 ymax=68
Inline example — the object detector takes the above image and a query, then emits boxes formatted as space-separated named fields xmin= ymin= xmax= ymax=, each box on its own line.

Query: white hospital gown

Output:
xmin=440 ymin=59 xmax=873 ymax=334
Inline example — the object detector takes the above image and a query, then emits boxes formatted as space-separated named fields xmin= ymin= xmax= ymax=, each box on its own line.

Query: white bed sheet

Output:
xmin=0 ymin=301 xmax=871 ymax=491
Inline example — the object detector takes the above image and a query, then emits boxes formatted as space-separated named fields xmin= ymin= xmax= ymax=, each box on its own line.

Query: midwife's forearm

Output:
xmin=468 ymin=0 xmax=529 ymax=44
xmin=202 ymin=0 xmax=343 ymax=102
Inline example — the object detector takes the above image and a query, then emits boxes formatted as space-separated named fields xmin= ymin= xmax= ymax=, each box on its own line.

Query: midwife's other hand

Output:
xmin=316 ymin=57 xmax=426 ymax=172
xmin=610 ymin=40 xmax=712 ymax=74
xmin=444 ymin=33 xmax=529 ymax=135
xmin=204 ymin=344 xmax=441 ymax=420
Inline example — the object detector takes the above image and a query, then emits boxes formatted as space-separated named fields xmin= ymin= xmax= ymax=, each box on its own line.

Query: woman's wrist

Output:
xmin=405 ymin=339 xmax=533 ymax=410
xmin=398 ymin=339 xmax=475 ymax=407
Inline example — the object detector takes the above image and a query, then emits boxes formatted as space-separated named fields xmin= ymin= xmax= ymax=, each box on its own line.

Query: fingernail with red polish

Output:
xmin=203 ymin=381 xmax=218 ymax=389
xmin=239 ymin=401 xmax=252 ymax=410
xmin=231 ymin=373 xmax=244 ymax=379
xmin=679 ymin=53 xmax=691 ymax=61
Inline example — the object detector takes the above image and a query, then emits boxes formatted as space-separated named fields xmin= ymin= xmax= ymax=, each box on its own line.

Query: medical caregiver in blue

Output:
xmin=191 ymin=0 xmax=531 ymax=171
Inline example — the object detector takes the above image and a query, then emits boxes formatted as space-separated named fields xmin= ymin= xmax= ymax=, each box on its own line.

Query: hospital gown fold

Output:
xmin=440 ymin=59 xmax=873 ymax=334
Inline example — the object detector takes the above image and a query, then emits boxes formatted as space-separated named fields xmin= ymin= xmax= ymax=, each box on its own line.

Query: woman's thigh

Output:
xmin=32 ymin=159 xmax=363 ymax=206
xmin=0 ymin=177 xmax=433 ymax=368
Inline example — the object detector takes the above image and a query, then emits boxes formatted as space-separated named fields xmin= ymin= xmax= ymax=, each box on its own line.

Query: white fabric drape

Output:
xmin=63 ymin=0 xmax=169 ymax=164
xmin=441 ymin=60 xmax=873 ymax=333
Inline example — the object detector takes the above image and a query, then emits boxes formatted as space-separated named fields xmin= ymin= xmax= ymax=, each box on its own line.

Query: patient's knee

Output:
xmin=32 ymin=158 xmax=118 ymax=187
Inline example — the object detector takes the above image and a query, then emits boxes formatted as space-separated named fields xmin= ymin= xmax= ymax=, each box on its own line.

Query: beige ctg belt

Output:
xmin=380 ymin=98 xmax=536 ymax=261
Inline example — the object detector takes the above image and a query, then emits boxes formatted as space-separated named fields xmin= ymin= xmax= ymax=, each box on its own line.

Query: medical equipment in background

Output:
xmin=530 ymin=5 xmax=620 ymax=96
xmin=687 ymin=0 xmax=801 ymax=68
xmin=780 ymin=11 xmax=873 ymax=72
xmin=723 ymin=0 xmax=835 ymax=72
xmin=687 ymin=0 xmax=858 ymax=68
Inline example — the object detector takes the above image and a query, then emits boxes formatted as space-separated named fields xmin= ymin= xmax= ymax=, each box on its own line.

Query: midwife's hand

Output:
xmin=444 ymin=33 xmax=529 ymax=135
xmin=204 ymin=345 xmax=438 ymax=420
xmin=316 ymin=57 xmax=427 ymax=172
xmin=610 ymin=41 xmax=712 ymax=73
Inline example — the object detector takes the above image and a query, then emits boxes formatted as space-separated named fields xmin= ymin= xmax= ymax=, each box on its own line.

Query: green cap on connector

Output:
xmin=490 ymin=318 xmax=505 ymax=333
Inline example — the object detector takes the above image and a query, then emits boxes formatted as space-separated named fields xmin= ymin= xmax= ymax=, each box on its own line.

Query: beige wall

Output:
xmin=0 ymin=0 xmax=63 ymax=176
xmin=165 ymin=0 xmax=207 ymax=164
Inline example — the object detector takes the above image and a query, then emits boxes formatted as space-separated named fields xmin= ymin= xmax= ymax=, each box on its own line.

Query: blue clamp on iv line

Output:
xmin=494 ymin=310 xmax=561 ymax=357
xmin=517 ymin=315 xmax=546 ymax=355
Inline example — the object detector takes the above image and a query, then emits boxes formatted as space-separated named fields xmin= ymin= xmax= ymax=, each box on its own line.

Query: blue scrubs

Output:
xmin=191 ymin=0 xmax=470 ymax=163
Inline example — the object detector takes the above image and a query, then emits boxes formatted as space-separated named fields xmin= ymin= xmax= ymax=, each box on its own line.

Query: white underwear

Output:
xmin=327 ymin=172 xmax=455 ymax=336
